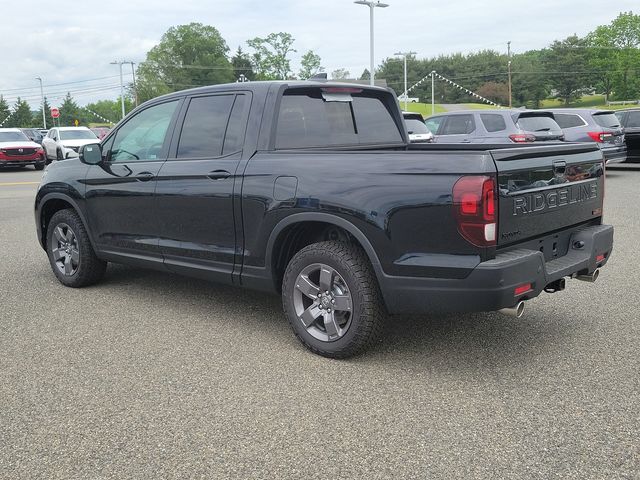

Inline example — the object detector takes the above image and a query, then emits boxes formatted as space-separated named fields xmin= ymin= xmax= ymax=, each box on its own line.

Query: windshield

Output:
xmin=516 ymin=116 xmax=561 ymax=133
xmin=404 ymin=118 xmax=430 ymax=134
xmin=593 ymin=113 xmax=620 ymax=129
xmin=60 ymin=129 xmax=98 ymax=140
xmin=0 ymin=131 xmax=29 ymax=142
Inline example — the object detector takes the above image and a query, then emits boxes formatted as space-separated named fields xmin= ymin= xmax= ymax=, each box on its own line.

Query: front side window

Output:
xmin=110 ymin=100 xmax=179 ymax=162
xmin=177 ymin=95 xmax=235 ymax=158
xmin=627 ymin=111 xmax=640 ymax=128
xmin=441 ymin=114 xmax=475 ymax=135
xmin=425 ymin=116 xmax=445 ymax=134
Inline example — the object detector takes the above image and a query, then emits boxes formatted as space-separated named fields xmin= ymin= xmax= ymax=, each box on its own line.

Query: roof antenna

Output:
xmin=308 ymin=72 xmax=328 ymax=81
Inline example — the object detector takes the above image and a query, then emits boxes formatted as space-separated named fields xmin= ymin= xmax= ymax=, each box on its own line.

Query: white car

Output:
xmin=398 ymin=95 xmax=420 ymax=103
xmin=42 ymin=127 xmax=98 ymax=162
xmin=402 ymin=112 xmax=434 ymax=143
xmin=0 ymin=128 xmax=47 ymax=170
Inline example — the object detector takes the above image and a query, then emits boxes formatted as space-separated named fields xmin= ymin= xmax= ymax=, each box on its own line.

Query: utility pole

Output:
xmin=394 ymin=51 xmax=417 ymax=110
xmin=431 ymin=71 xmax=435 ymax=116
xmin=128 ymin=62 xmax=138 ymax=107
xmin=111 ymin=61 xmax=126 ymax=120
xmin=35 ymin=77 xmax=46 ymax=129
xmin=354 ymin=1 xmax=390 ymax=86
xmin=507 ymin=41 xmax=512 ymax=108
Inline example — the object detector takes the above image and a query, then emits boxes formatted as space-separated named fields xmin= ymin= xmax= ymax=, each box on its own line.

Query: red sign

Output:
xmin=50 ymin=108 xmax=60 ymax=119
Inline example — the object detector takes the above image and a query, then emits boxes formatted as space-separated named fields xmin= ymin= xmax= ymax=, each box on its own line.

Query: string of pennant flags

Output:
xmin=404 ymin=71 xmax=501 ymax=107
xmin=0 ymin=106 xmax=115 ymax=128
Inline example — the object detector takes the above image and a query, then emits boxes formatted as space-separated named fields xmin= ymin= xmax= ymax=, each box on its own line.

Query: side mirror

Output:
xmin=79 ymin=143 xmax=103 ymax=165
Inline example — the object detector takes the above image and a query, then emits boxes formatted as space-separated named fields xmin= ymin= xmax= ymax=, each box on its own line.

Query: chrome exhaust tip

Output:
xmin=577 ymin=268 xmax=600 ymax=283
xmin=498 ymin=300 xmax=525 ymax=318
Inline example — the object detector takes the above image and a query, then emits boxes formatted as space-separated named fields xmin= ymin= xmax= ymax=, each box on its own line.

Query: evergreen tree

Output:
xmin=7 ymin=98 xmax=33 ymax=128
xmin=33 ymin=96 xmax=51 ymax=129
xmin=0 ymin=96 xmax=11 ymax=126
xmin=59 ymin=93 xmax=82 ymax=126
xmin=232 ymin=47 xmax=255 ymax=81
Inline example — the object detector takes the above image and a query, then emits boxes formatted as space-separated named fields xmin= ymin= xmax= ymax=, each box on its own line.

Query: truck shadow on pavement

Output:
xmin=101 ymin=264 xmax=574 ymax=365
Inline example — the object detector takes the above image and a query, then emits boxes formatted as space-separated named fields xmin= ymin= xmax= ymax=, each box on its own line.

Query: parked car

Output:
xmin=402 ymin=112 xmax=433 ymax=143
xmin=41 ymin=127 xmax=98 ymax=162
xmin=0 ymin=128 xmax=46 ymax=170
xmin=35 ymin=81 xmax=613 ymax=358
xmin=614 ymin=109 xmax=640 ymax=163
xmin=425 ymin=110 xmax=564 ymax=144
xmin=541 ymin=109 xmax=626 ymax=164
xmin=398 ymin=95 xmax=419 ymax=103
xmin=20 ymin=128 xmax=44 ymax=145
xmin=90 ymin=127 xmax=111 ymax=140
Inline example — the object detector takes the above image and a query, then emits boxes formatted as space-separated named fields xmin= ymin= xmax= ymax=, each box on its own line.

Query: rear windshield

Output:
xmin=593 ymin=113 xmax=620 ymax=129
xmin=276 ymin=88 xmax=403 ymax=149
xmin=0 ymin=131 xmax=29 ymax=142
xmin=404 ymin=118 xmax=430 ymax=134
xmin=60 ymin=130 xmax=98 ymax=140
xmin=516 ymin=115 xmax=561 ymax=133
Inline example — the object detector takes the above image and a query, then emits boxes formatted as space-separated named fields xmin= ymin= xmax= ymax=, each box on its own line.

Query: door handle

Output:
xmin=207 ymin=170 xmax=231 ymax=180
xmin=135 ymin=172 xmax=155 ymax=182
xmin=461 ymin=139 xmax=471 ymax=143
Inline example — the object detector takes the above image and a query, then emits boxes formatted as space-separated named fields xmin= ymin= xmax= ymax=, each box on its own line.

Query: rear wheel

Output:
xmin=46 ymin=209 xmax=107 ymax=287
xmin=282 ymin=241 xmax=385 ymax=358
xmin=56 ymin=148 xmax=63 ymax=161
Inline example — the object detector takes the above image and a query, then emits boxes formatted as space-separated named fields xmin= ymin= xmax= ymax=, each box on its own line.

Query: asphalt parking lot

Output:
xmin=0 ymin=166 xmax=638 ymax=479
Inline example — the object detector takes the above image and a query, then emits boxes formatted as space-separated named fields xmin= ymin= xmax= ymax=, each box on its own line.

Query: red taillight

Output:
xmin=452 ymin=176 xmax=497 ymax=247
xmin=596 ymin=254 xmax=605 ymax=262
xmin=509 ymin=133 xmax=535 ymax=143
xmin=514 ymin=283 xmax=532 ymax=296
xmin=587 ymin=131 xmax=605 ymax=142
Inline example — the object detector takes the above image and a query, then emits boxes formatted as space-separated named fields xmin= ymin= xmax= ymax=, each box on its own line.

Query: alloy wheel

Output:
xmin=51 ymin=223 xmax=80 ymax=276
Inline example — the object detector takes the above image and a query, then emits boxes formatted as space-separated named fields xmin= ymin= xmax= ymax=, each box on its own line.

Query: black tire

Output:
xmin=46 ymin=209 xmax=107 ymax=287
xmin=56 ymin=148 xmax=63 ymax=161
xmin=282 ymin=241 xmax=385 ymax=358
xmin=34 ymin=162 xmax=45 ymax=171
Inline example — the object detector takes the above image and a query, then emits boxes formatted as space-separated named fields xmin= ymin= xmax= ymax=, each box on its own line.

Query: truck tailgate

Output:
xmin=491 ymin=144 xmax=605 ymax=246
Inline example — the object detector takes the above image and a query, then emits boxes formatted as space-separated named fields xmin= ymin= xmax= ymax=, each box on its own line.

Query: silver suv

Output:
xmin=424 ymin=110 xmax=564 ymax=144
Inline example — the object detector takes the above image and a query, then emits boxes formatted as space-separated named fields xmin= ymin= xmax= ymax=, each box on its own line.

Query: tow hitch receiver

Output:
xmin=544 ymin=278 xmax=566 ymax=293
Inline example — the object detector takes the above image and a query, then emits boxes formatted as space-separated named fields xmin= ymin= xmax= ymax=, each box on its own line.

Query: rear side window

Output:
xmin=404 ymin=118 xmax=430 ymax=134
xmin=553 ymin=113 xmax=586 ymax=129
xmin=275 ymin=89 xmax=402 ymax=149
xmin=480 ymin=114 xmax=507 ymax=132
xmin=593 ymin=113 xmax=621 ymax=129
xmin=626 ymin=111 xmax=640 ymax=128
xmin=177 ymin=95 xmax=235 ymax=158
xmin=516 ymin=115 xmax=561 ymax=133
xmin=441 ymin=114 xmax=475 ymax=135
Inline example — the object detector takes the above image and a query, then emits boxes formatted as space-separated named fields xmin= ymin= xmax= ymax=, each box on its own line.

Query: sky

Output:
xmin=0 ymin=0 xmax=636 ymax=109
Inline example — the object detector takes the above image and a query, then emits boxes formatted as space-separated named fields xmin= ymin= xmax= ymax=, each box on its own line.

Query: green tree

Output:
xmin=359 ymin=69 xmax=370 ymax=81
xmin=0 ymin=96 xmax=11 ymax=126
xmin=247 ymin=32 xmax=296 ymax=80
xmin=543 ymin=35 xmax=592 ymax=104
xmin=136 ymin=23 xmax=234 ymax=102
xmin=84 ymin=99 xmax=132 ymax=125
xmin=7 ymin=98 xmax=33 ymax=128
xmin=298 ymin=50 xmax=322 ymax=79
xmin=331 ymin=68 xmax=351 ymax=80
xmin=231 ymin=47 xmax=255 ymax=81
xmin=58 ymin=93 xmax=83 ymax=126
xmin=511 ymin=51 xmax=550 ymax=108
xmin=33 ymin=96 xmax=51 ymax=129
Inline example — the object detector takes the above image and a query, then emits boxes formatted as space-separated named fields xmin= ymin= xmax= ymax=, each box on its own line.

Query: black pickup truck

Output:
xmin=35 ymin=81 xmax=614 ymax=358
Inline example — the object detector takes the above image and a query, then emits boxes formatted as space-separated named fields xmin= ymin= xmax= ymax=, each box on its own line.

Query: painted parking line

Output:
xmin=0 ymin=181 xmax=40 ymax=186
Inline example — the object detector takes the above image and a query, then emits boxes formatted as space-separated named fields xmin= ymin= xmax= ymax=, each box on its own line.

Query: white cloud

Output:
xmin=0 ymin=0 xmax=636 ymax=108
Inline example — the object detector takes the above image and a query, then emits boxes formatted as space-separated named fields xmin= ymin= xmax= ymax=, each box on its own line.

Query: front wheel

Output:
xmin=34 ymin=162 xmax=45 ymax=171
xmin=46 ymin=209 xmax=107 ymax=287
xmin=56 ymin=148 xmax=64 ymax=161
xmin=282 ymin=241 xmax=385 ymax=358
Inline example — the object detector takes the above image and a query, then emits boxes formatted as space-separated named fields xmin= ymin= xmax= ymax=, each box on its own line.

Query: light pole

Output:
xmin=394 ymin=51 xmax=416 ymax=110
xmin=354 ymin=1 xmax=389 ymax=86
xmin=35 ymin=77 xmax=46 ymax=129
xmin=507 ymin=41 xmax=512 ymax=108
xmin=431 ymin=70 xmax=435 ymax=116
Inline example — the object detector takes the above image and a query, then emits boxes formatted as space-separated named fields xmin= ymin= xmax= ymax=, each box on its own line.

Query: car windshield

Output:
xmin=593 ymin=113 xmax=620 ymax=129
xmin=404 ymin=118 xmax=430 ymax=134
xmin=0 ymin=131 xmax=29 ymax=142
xmin=59 ymin=130 xmax=98 ymax=140
xmin=516 ymin=115 xmax=561 ymax=133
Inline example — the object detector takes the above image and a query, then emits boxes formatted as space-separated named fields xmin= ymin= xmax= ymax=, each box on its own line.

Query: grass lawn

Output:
xmin=539 ymin=94 xmax=636 ymax=111
xmin=402 ymin=102 xmax=496 ymax=117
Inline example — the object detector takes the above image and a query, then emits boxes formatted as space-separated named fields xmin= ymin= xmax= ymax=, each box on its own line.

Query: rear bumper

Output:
xmin=379 ymin=224 xmax=614 ymax=314
xmin=602 ymin=145 xmax=627 ymax=164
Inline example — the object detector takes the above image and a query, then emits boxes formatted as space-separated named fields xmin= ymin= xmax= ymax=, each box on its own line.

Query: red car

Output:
xmin=0 ymin=128 xmax=46 ymax=170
